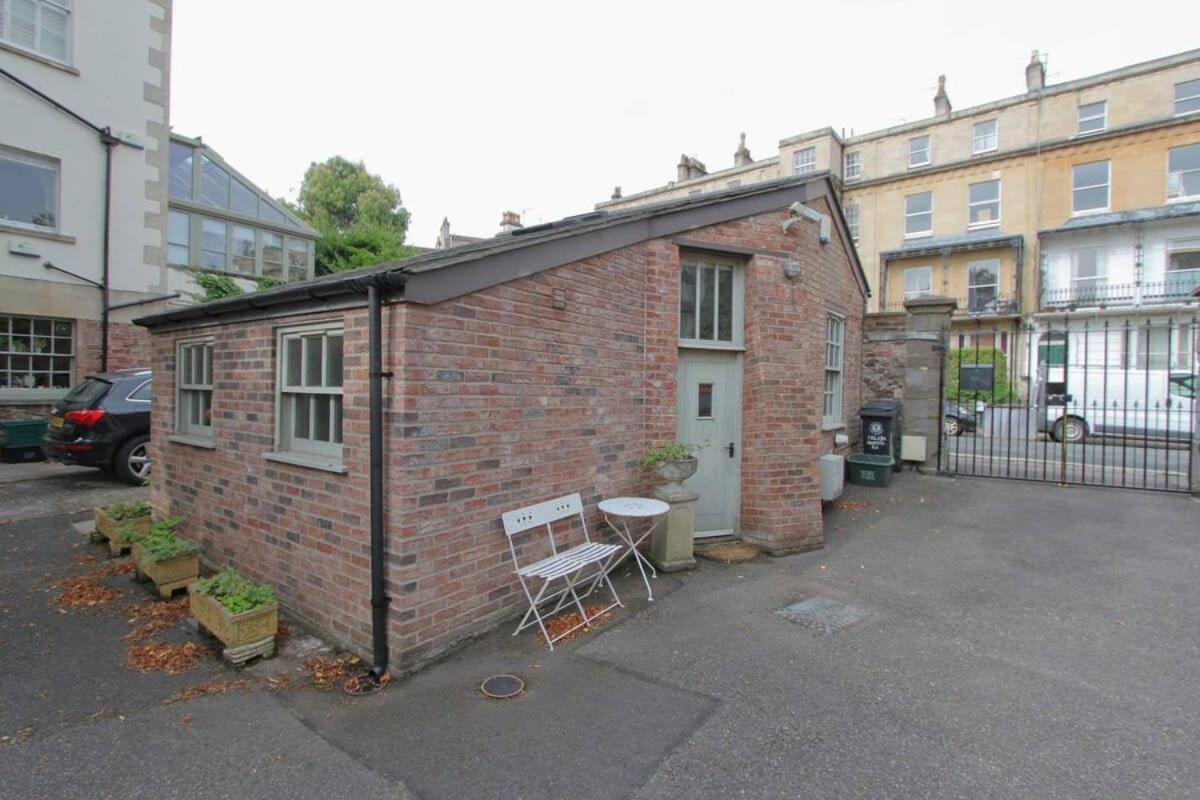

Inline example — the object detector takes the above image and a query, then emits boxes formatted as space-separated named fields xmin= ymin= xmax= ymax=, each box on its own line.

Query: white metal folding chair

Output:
xmin=501 ymin=493 xmax=623 ymax=650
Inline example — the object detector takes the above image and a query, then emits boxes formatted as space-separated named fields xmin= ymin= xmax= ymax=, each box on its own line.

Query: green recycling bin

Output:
xmin=0 ymin=420 xmax=49 ymax=464
xmin=846 ymin=453 xmax=894 ymax=487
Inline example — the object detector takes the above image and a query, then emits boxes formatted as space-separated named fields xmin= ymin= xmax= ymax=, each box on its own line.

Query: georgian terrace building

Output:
xmin=598 ymin=49 xmax=1200 ymax=375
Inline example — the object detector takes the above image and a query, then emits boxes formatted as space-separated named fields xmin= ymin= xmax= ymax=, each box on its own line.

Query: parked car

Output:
xmin=42 ymin=370 xmax=151 ymax=484
xmin=943 ymin=401 xmax=977 ymax=436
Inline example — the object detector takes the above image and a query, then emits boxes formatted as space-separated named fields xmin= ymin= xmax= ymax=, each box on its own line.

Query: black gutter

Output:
xmin=348 ymin=272 xmax=406 ymax=682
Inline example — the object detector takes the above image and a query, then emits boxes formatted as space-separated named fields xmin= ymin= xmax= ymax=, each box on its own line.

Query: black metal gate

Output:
xmin=939 ymin=315 xmax=1198 ymax=493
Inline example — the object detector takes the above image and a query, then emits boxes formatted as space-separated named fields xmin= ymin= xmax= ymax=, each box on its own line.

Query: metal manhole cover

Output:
xmin=480 ymin=674 xmax=525 ymax=699
xmin=776 ymin=597 xmax=866 ymax=634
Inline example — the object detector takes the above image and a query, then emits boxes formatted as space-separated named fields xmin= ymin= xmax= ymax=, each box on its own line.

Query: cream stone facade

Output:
xmin=599 ymin=48 xmax=1200 ymax=347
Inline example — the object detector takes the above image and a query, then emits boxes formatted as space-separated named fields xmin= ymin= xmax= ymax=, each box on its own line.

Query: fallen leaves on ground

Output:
xmin=343 ymin=672 xmax=391 ymax=695
xmin=304 ymin=654 xmax=361 ymax=690
xmin=52 ymin=559 xmax=135 ymax=610
xmin=275 ymin=621 xmax=291 ymax=643
xmin=164 ymin=678 xmax=251 ymax=704
xmin=539 ymin=604 xmax=613 ymax=647
xmin=264 ymin=673 xmax=293 ymax=693
xmin=835 ymin=500 xmax=874 ymax=511
xmin=126 ymin=642 xmax=205 ymax=674
xmin=70 ymin=554 xmax=97 ymax=565
xmin=0 ymin=728 xmax=33 ymax=746
xmin=123 ymin=597 xmax=190 ymax=642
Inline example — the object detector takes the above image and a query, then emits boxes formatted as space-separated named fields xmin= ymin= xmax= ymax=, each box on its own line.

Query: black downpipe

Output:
xmin=367 ymin=282 xmax=389 ymax=678
xmin=100 ymin=130 xmax=118 ymax=371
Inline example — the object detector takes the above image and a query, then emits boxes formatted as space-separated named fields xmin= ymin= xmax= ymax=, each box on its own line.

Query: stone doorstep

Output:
xmin=695 ymin=540 xmax=761 ymax=564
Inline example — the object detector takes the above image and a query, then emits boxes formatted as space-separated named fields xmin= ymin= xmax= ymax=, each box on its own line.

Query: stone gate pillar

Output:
xmin=902 ymin=296 xmax=957 ymax=471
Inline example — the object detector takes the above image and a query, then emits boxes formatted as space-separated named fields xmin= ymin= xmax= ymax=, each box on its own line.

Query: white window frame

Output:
xmin=967 ymin=258 xmax=1001 ymax=312
xmin=1070 ymin=248 xmax=1106 ymax=301
xmin=904 ymin=191 xmax=933 ymax=238
xmin=1076 ymin=101 xmax=1107 ymax=135
xmin=0 ymin=146 xmax=60 ymax=232
xmin=1166 ymin=238 xmax=1200 ymax=274
xmin=0 ymin=314 xmax=73 ymax=394
xmin=845 ymin=202 xmax=859 ymax=243
xmin=822 ymin=313 xmax=845 ymax=428
xmin=843 ymin=151 xmax=861 ymax=181
xmin=908 ymin=135 xmax=931 ymax=168
xmin=1167 ymin=143 xmax=1200 ymax=203
xmin=1071 ymin=160 xmax=1111 ymax=215
xmin=678 ymin=255 xmax=744 ymax=349
xmin=1174 ymin=79 xmax=1200 ymax=117
xmin=175 ymin=337 xmax=214 ymax=439
xmin=972 ymin=119 xmax=998 ymax=155
xmin=0 ymin=0 xmax=72 ymax=65
xmin=273 ymin=322 xmax=345 ymax=466
xmin=902 ymin=266 xmax=933 ymax=301
xmin=792 ymin=147 xmax=816 ymax=176
xmin=967 ymin=179 xmax=1001 ymax=229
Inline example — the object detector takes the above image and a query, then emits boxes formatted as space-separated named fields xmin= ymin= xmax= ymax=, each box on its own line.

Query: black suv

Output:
xmin=43 ymin=369 xmax=151 ymax=484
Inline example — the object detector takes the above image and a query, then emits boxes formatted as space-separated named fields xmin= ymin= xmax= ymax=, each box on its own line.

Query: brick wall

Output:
xmin=147 ymin=203 xmax=867 ymax=671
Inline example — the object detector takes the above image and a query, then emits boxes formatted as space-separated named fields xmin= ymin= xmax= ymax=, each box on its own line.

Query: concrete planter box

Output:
xmin=131 ymin=543 xmax=199 ymax=598
xmin=94 ymin=507 xmax=151 ymax=557
xmin=188 ymin=588 xmax=277 ymax=664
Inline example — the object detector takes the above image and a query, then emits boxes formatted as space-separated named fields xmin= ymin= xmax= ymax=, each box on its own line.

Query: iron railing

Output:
xmin=879 ymin=293 xmax=1019 ymax=315
xmin=1042 ymin=271 xmax=1200 ymax=310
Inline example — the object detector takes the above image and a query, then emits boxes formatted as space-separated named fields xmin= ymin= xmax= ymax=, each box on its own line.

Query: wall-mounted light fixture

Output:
xmin=782 ymin=260 xmax=801 ymax=280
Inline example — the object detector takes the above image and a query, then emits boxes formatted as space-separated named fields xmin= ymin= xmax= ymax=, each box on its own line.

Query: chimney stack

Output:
xmin=1025 ymin=50 xmax=1045 ymax=93
xmin=499 ymin=210 xmax=523 ymax=233
xmin=677 ymin=154 xmax=708 ymax=182
xmin=437 ymin=217 xmax=452 ymax=249
xmin=933 ymin=75 xmax=952 ymax=117
xmin=734 ymin=132 xmax=752 ymax=166
xmin=611 ymin=186 xmax=622 ymax=200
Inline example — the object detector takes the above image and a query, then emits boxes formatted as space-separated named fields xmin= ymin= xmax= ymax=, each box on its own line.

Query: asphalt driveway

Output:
xmin=1 ymin=471 xmax=1197 ymax=799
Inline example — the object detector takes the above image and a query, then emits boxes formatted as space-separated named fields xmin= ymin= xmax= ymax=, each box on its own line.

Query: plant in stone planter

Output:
xmin=189 ymin=569 xmax=279 ymax=664
xmin=132 ymin=519 xmax=199 ymax=598
xmin=638 ymin=443 xmax=700 ymax=488
xmin=94 ymin=500 xmax=152 ymax=555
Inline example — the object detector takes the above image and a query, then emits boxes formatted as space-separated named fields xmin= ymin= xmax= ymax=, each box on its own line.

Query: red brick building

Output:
xmin=137 ymin=174 xmax=867 ymax=671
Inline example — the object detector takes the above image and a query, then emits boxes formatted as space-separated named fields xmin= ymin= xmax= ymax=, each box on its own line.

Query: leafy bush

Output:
xmin=190 ymin=273 xmax=244 ymax=303
xmin=946 ymin=347 xmax=1015 ymax=405
xmin=638 ymin=443 xmax=700 ymax=467
xmin=105 ymin=500 xmax=150 ymax=521
xmin=194 ymin=569 xmax=276 ymax=614
xmin=253 ymin=275 xmax=284 ymax=291
xmin=138 ymin=520 xmax=200 ymax=563
xmin=120 ymin=515 xmax=179 ymax=544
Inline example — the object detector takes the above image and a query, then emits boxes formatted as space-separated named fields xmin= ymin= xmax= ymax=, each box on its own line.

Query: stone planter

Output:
xmin=189 ymin=588 xmax=278 ymax=665
xmin=94 ymin=507 xmax=151 ymax=557
xmin=649 ymin=458 xmax=699 ymax=573
xmin=131 ymin=543 xmax=199 ymax=599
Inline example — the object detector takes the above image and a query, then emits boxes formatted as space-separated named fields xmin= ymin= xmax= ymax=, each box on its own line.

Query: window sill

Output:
xmin=168 ymin=434 xmax=216 ymax=450
xmin=0 ymin=388 xmax=67 ymax=404
xmin=0 ymin=40 xmax=79 ymax=75
xmin=908 ymin=162 xmax=931 ymax=170
xmin=1166 ymin=196 xmax=1200 ymax=205
xmin=0 ymin=222 xmax=76 ymax=244
xmin=677 ymin=341 xmax=746 ymax=352
xmin=821 ymin=422 xmax=847 ymax=432
xmin=1070 ymin=208 xmax=1110 ymax=218
xmin=264 ymin=451 xmax=347 ymax=474
xmin=972 ymin=148 xmax=998 ymax=157
xmin=967 ymin=222 xmax=1001 ymax=231
xmin=904 ymin=232 xmax=934 ymax=240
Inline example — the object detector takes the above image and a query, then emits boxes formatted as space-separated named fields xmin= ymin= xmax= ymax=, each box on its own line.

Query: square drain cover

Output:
xmin=777 ymin=597 xmax=866 ymax=634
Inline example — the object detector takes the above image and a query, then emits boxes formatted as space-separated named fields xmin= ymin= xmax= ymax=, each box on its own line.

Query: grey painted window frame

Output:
xmin=272 ymin=321 xmax=345 ymax=467
xmin=822 ymin=312 xmax=845 ymax=428
xmin=175 ymin=336 xmax=214 ymax=439
xmin=0 ymin=313 xmax=73 ymax=396
xmin=678 ymin=253 xmax=745 ymax=350
xmin=166 ymin=208 xmax=314 ymax=281
xmin=0 ymin=145 xmax=60 ymax=233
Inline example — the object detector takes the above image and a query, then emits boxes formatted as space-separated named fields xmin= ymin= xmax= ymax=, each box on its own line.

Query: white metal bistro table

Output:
xmin=599 ymin=496 xmax=669 ymax=601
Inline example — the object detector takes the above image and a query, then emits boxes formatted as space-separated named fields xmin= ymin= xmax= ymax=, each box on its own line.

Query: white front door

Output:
xmin=677 ymin=350 xmax=742 ymax=537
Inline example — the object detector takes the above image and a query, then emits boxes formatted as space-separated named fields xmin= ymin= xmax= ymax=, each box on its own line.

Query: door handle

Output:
xmin=726 ymin=442 xmax=736 ymax=458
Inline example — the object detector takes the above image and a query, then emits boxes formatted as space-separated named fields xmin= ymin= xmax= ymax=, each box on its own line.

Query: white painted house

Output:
xmin=0 ymin=1 xmax=318 ymax=419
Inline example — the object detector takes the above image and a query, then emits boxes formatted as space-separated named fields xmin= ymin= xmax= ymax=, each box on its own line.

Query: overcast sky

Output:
xmin=170 ymin=1 xmax=1196 ymax=247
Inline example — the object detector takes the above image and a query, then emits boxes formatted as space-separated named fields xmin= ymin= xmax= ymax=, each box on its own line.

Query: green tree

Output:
xmin=292 ymin=157 xmax=417 ymax=274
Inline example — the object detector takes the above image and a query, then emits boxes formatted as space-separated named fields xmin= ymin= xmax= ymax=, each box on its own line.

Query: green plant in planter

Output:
xmin=120 ymin=515 xmax=179 ymax=544
xmin=194 ymin=570 xmax=276 ymax=614
xmin=637 ymin=443 xmax=700 ymax=468
xmin=139 ymin=524 xmax=200 ymax=563
xmin=105 ymin=500 xmax=151 ymax=521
